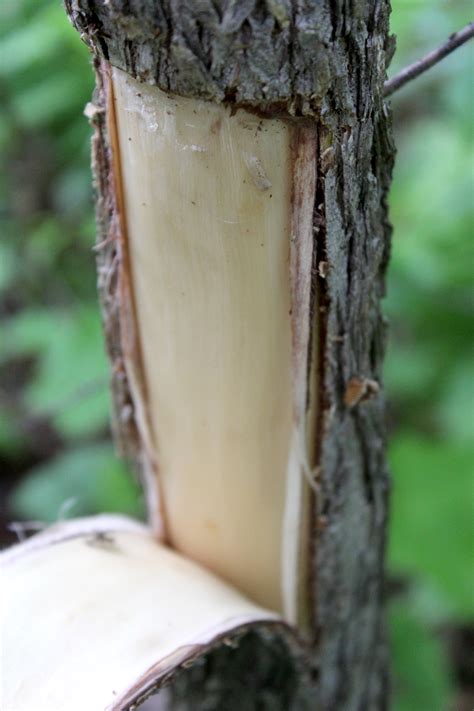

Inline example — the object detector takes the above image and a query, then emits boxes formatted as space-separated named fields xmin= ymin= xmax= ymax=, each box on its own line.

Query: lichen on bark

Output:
xmin=66 ymin=1 xmax=395 ymax=708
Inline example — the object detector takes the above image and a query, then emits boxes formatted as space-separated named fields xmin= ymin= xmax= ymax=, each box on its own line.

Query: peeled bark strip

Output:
xmin=1 ymin=517 xmax=298 ymax=711
xmin=9 ymin=2 xmax=395 ymax=708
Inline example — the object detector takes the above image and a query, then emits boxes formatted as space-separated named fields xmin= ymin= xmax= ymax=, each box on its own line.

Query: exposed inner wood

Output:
xmin=2 ymin=517 xmax=281 ymax=711
xmin=111 ymin=68 xmax=316 ymax=622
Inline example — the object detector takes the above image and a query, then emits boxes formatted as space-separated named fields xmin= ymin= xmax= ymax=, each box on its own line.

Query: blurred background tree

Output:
xmin=0 ymin=1 xmax=472 ymax=708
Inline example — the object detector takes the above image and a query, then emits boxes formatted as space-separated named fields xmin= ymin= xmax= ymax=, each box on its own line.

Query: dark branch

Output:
xmin=384 ymin=21 xmax=474 ymax=97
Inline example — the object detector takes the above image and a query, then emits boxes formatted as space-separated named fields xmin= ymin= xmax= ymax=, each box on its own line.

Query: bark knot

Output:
xmin=343 ymin=377 xmax=380 ymax=408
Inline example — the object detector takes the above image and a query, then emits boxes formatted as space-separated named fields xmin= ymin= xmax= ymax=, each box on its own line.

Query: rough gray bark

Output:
xmin=65 ymin=1 xmax=395 ymax=709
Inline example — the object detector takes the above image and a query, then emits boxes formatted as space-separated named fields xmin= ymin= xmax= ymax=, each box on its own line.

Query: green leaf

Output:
xmin=389 ymin=433 xmax=474 ymax=618
xmin=3 ymin=307 xmax=111 ymax=439
xmin=27 ymin=308 xmax=110 ymax=438
xmin=2 ymin=309 xmax=60 ymax=355
xmin=9 ymin=443 xmax=145 ymax=522
xmin=389 ymin=597 xmax=453 ymax=711
xmin=0 ymin=6 xmax=63 ymax=76
xmin=12 ymin=71 xmax=90 ymax=128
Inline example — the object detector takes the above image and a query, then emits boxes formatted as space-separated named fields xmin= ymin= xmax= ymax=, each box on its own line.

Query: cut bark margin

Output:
xmin=106 ymin=62 xmax=320 ymax=622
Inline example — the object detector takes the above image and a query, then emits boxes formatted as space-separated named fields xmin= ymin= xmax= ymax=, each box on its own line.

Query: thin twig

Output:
xmin=384 ymin=21 xmax=474 ymax=98
xmin=8 ymin=521 xmax=47 ymax=542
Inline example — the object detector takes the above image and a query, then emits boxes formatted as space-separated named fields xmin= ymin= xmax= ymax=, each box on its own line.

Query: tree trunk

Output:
xmin=64 ymin=2 xmax=395 ymax=709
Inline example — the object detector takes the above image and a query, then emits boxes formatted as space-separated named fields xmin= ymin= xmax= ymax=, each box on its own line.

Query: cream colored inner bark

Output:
xmin=112 ymin=69 xmax=309 ymax=618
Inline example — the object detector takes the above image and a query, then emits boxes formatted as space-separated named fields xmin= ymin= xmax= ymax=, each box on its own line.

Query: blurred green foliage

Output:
xmin=10 ymin=443 xmax=143 ymax=522
xmin=0 ymin=1 xmax=472 ymax=708
xmin=0 ymin=0 xmax=144 ymax=523
xmin=387 ymin=2 xmax=474 ymax=708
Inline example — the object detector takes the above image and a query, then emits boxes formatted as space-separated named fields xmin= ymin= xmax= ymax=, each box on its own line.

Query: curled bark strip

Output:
xmin=90 ymin=61 xmax=164 ymax=537
xmin=2 ymin=518 xmax=312 ymax=711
